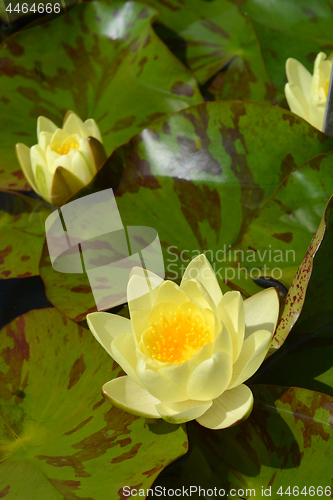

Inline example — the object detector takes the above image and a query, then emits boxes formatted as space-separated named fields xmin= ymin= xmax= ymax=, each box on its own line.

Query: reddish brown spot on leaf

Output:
xmin=71 ymin=285 xmax=91 ymax=294
xmin=280 ymin=153 xmax=297 ymax=182
xmin=111 ymin=443 xmax=142 ymax=464
xmin=109 ymin=116 xmax=136 ymax=132
xmin=0 ymin=245 xmax=13 ymax=265
xmin=16 ymin=272 xmax=32 ymax=278
xmin=12 ymin=170 xmax=25 ymax=180
xmin=68 ymin=355 xmax=86 ymax=390
xmin=8 ymin=41 xmax=24 ymax=56
xmin=0 ymin=485 xmax=10 ymax=498
xmin=272 ymin=232 xmax=293 ymax=243
xmin=64 ymin=416 xmax=94 ymax=435
xmin=171 ymin=81 xmax=194 ymax=97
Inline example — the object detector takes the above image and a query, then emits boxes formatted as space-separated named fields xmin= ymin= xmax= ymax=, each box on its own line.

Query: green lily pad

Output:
xmin=0 ymin=0 xmax=202 ymax=191
xmin=238 ymin=153 xmax=333 ymax=353
xmin=0 ymin=191 xmax=52 ymax=279
xmin=40 ymin=100 xmax=333 ymax=321
xmin=0 ymin=308 xmax=188 ymax=499
xmin=253 ymin=324 xmax=333 ymax=398
xmin=241 ymin=0 xmax=333 ymax=92
xmin=153 ymin=385 xmax=333 ymax=492
xmin=144 ymin=0 xmax=280 ymax=103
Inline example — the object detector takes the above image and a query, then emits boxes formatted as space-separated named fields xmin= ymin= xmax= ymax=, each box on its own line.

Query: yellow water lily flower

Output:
xmin=285 ymin=52 xmax=332 ymax=131
xmin=87 ymin=255 xmax=279 ymax=429
xmin=16 ymin=112 xmax=106 ymax=207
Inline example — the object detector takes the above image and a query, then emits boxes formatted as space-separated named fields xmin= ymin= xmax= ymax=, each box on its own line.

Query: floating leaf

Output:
xmin=253 ymin=323 xmax=333 ymax=398
xmin=147 ymin=0 xmax=280 ymax=103
xmin=153 ymin=385 xmax=333 ymax=492
xmin=0 ymin=0 xmax=202 ymax=191
xmin=39 ymin=100 xmax=333 ymax=320
xmin=0 ymin=308 xmax=188 ymax=499
xmin=268 ymin=195 xmax=333 ymax=355
xmin=241 ymin=0 xmax=333 ymax=92
xmin=0 ymin=191 xmax=52 ymax=279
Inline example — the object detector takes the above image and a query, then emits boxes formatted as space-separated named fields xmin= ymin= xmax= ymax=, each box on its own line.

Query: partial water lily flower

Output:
xmin=87 ymin=255 xmax=279 ymax=429
xmin=15 ymin=112 xmax=106 ymax=207
xmin=285 ymin=52 xmax=332 ymax=131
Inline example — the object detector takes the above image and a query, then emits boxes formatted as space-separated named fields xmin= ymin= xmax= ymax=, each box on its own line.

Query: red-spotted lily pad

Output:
xmin=240 ymin=0 xmax=333 ymax=92
xmin=0 ymin=191 xmax=52 ymax=279
xmin=40 ymin=100 xmax=333 ymax=321
xmin=153 ymin=385 xmax=333 ymax=492
xmin=0 ymin=0 xmax=202 ymax=191
xmin=145 ymin=0 xmax=280 ymax=103
xmin=0 ymin=308 xmax=188 ymax=499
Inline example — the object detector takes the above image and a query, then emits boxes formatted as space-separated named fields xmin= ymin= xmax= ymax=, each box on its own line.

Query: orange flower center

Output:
xmin=52 ymin=140 xmax=79 ymax=155
xmin=145 ymin=307 xmax=212 ymax=364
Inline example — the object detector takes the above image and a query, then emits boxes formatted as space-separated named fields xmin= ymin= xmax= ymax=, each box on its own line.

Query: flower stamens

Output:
xmin=144 ymin=306 xmax=212 ymax=363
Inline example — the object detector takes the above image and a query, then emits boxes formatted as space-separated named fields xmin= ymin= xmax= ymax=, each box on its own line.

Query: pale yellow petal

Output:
xmin=309 ymin=93 xmax=326 ymax=131
xmin=217 ymin=291 xmax=245 ymax=363
xmin=34 ymin=163 xmax=53 ymax=203
xmin=63 ymin=112 xmax=85 ymax=136
xmin=38 ymin=131 xmax=53 ymax=152
xmin=228 ymin=330 xmax=272 ymax=389
xmin=37 ymin=116 xmax=58 ymax=137
xmin=146 ymin=300 xmax=180 ymax=326
xmin=127 ymin=268 xmax=164 ymax=316
xmin=243 ymin=287 xmax=279 ymax=339
xmin=87 ymin=312 xmax=132 ymax=356
xmin=153 ymin=281 xmax=188 ymax=306
xmin=15 ymin=143 xmax=40 ymax=194
xmin=156 ymin=399 xmax=212 ymax=424
xmin=181 ymin=254 xmax=222 ymax=307
xmin=212 ymin=322 xmax=233 ymax=357
xmin=196 ymin=384 xmax=253 ymax=430
xmin=110 ymin=332 xmax=142 ymax=387
xmin=50 ymin=128 xmax=71 ymax=150
xmin=286 ymin=57 xmax=312 ymax=103
xmin=131 ymin=308 xmax=151 ymax=343
xmin=186 ymin=351 xmax=233 ymax=401
xmin=102 ymin=376 xmax=161 ymax=418
xmin=69 ymin=151 xmax=95 ymax=183
xmin=136 ymin=359 xmax=188 ymax=402
xmin=83 ymin=118 xmax=103 ymax=143
xmin=30 ymin=144 xmax=47 ymax=175
xmin=180 ymin=278 xmax=217 ymax=316
xmin=312 ymin=52 xmax=330 ymax=88
xmin=285 ymin=82 xmax=311 ymax=123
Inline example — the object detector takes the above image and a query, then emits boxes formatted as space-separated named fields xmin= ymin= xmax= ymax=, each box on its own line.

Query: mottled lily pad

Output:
xmin=0 ymin=191 xmax=52 ymax=279
xmin=153 ymin=385 xmax=333 ymax=492
xmin=0 ymin=308 xmax=188 ymax=499
xmin=241 ymin=0 xmax=333 ymax=92
xmin=146 ymin=0 xmax=280 ymax=103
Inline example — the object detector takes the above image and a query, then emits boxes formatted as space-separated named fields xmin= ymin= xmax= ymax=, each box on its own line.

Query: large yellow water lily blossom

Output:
xmin=87 ymin=255 xmax=279 ymax=429
xmin=285 ymin=52 xmax=332 ymax=131
xmin=16 ymin=111 xmax=106 ymax=207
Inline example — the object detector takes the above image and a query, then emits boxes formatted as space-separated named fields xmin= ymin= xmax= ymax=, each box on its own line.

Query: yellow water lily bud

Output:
xmin=285 ymin=52 xmax=332 ymax=131
xmin=15 ymin=112 xmax=106 ymax=207
xmin=87 ymin=254 xmax=279 ymax=430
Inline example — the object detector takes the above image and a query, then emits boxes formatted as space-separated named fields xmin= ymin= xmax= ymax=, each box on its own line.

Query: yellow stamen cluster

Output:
xmin=145 ymin=306 xmax=212 ymax=364
xmin=53 ymin=141 xmax=79 ymax=156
